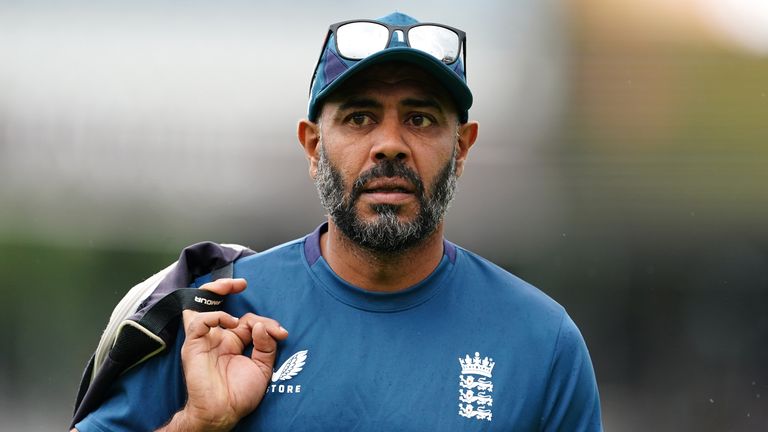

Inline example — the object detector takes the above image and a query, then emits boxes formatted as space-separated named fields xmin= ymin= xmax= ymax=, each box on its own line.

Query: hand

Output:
xmin=164 ymin=278 xmax=288 ymax=431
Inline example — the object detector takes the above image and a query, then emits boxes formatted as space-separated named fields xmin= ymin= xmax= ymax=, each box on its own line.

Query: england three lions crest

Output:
xmin=458 ymin=352 xmax=495 ymax=422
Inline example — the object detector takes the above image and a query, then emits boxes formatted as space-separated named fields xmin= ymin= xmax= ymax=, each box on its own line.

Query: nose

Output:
xmin=370 ymin=118 xmax=411 ymax=163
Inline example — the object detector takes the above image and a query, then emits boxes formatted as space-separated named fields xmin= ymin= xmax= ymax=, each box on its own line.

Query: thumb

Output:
xmin=198 ymin=278 xmax=248 ymax=296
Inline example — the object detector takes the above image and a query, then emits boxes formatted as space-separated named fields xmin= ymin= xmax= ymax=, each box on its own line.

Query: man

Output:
xmin=73 ymin=12 xmax=602 ymax=431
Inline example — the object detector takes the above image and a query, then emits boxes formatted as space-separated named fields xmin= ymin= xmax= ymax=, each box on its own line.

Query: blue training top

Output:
xmin=76 ymin=223 xmax=602 ymax=431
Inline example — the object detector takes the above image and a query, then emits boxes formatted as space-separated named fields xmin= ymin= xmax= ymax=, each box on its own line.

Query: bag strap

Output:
xmin=111 ymin=288 xmax=225 ymax=368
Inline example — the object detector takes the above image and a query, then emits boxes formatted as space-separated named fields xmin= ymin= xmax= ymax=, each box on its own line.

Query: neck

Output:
xmin=320 ymin=220 xmax=446 ymax=292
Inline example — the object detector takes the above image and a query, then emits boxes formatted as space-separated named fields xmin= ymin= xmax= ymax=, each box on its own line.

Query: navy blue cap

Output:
xmin=307 ymin=12 xmax=473 ymax=123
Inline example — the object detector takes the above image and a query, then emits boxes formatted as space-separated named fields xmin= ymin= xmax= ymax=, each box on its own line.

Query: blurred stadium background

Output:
xmin=1 ymin=0 xmax=766 ymax=430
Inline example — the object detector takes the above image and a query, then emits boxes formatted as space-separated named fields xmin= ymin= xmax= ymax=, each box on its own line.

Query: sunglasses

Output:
xmin=310 ymin=19 xmax=467 ymax=92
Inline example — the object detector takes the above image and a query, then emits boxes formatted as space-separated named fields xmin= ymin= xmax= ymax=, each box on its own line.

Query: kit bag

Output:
xmin=71 ymin=241 xmax=256 ymax=428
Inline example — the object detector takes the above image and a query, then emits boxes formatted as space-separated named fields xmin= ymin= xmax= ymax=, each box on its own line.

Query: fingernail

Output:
xmin=279 ymin=326 xmax=288 ymax=333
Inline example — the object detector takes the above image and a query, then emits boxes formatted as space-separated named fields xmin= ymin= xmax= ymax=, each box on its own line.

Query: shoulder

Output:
xmin=236 ymin=236 xmax=306 ymax=267
xmin=452 ymin=243 xmax=566 ymax=319
xmin=191 ymin=235 xmax=309 ymax=288
xmin=447 ymin=243 xmax=576 ymax=361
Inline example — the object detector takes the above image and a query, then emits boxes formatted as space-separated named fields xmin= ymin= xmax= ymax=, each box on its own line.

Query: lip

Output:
xmin=362 ymin=179 xmax=416 ymax=194
xmin=359 ymin=178 xmax=416 ymax=204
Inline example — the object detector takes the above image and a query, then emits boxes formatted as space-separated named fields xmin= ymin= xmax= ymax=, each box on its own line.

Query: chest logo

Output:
xmin=267 ymin=349 xmax=308 ymax=394
xmin=458 ymin=352 xmax=495 ymax=422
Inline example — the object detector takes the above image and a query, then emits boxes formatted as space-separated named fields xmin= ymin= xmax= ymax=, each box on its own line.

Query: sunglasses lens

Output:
xmin=408 ymin=25 xmax=461 ymax=63
xmin=336 ymin=22 xmax=389 ymax=59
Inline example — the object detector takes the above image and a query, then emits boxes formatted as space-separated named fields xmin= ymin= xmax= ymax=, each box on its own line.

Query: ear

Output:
xmin=454 ymin=121 xmax=479 ymax=178
xmin=297 ymin=119 xmax=321 ymax=178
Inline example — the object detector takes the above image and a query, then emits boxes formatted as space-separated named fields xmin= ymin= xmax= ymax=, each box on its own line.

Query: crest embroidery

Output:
xmin=458 ymin=352 xmax=495 ymax=422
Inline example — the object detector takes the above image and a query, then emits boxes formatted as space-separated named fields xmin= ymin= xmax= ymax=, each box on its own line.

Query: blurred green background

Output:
xmin=1 ymin=0 xmax=766 ymax=430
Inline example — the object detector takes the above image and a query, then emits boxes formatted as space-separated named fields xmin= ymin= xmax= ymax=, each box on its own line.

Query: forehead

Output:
xmin=323 ymin=62 xmax=458 ymax=112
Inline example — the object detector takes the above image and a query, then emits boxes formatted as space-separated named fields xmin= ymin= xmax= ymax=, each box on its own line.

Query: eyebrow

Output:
xmin=337 ymin=98 xmax=382 ymax=111
xmin=401 ymin=97 xmax=445 ymax=114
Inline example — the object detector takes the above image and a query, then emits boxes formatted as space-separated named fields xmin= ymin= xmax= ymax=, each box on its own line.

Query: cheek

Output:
xmin=325 ymin=145 xmax=371 ymax=182
xmin=413 ymin=144 xmax=456 ymax=182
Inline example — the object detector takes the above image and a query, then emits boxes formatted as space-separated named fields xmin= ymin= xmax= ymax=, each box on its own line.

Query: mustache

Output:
xmin=349 ymin=159 xmax=424 ymax=202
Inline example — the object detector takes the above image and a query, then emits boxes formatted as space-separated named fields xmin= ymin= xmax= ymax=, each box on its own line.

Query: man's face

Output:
xmin=312 ymin=63 xmax=462 ymax=254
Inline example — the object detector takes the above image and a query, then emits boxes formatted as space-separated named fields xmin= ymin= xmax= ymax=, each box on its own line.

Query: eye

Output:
xmin=345 ymin=113 xmax=375 ymax=127
xmin=407 ymin=114 xmax=434 ymax=128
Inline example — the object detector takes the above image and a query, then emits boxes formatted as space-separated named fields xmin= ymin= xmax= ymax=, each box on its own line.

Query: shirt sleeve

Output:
xmin=74 ymin=329 xmax=187 ymax=432
xmin=540 ymin=313 xmax=603 ymax=432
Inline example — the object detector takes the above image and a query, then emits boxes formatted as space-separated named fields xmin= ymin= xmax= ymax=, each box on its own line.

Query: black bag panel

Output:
xmin=70 ymin=242 xmax=256 ymax=428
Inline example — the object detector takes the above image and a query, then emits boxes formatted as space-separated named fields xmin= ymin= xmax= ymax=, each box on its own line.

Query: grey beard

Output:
xmin=314 ymin=142 xmax=458 ymax=255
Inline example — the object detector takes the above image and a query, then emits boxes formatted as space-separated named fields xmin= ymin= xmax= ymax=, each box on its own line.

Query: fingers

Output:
xmin=181 ymin=308 xmax=290 ymax=364
xmin=182 ymin=279 xmax=246 ymax=340
xmin=198 ymin=278 xmax=248 ymax=296
xmin=236 ymin=313 xmax=288 ymax=359
xmin=239 ymin=313 xmax=289 ymax=341
xmin=183 ymin=310 xmax=240 ymax=339
xmin=182 ymin=309 xmax=288 ymax=341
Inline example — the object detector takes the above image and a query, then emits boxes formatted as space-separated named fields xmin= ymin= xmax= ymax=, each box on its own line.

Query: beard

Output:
xmin=314 ymin=143 xmax=458 ymax=255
